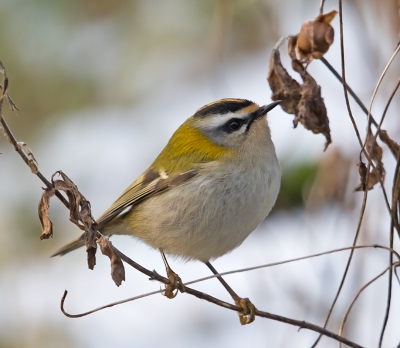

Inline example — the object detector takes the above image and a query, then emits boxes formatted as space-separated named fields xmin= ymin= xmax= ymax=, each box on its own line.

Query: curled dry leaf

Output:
xmin=98 ymin=236 xmax=125 ymax=286
xmin=296 ymin=9 xmax=337 ymax=62
xmin=355 ymin=130 xmax=386 ymax=191
xmin=38 ymin=171 xmax=99 ymax=269
xmin=38 ymin=187 xmax=56 ymax=240
xmin=267 ymin=38 xmax=331 ymax=150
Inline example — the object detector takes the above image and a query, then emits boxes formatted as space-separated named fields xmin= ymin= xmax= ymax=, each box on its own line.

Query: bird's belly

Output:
xmin=125 ymin=166 xmax=280 ymax=262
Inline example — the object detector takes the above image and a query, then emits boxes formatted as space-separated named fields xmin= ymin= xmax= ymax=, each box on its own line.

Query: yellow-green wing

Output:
xmin=51 ymin=168 xmax=198 ymax=256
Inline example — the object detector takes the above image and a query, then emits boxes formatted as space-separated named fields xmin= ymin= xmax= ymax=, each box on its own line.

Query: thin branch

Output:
xmin=319 ymin=0 xmax=326 ymax=15
xmin=378 ymin=154 xmax=400 ymax=346
xmin=61 ymin=289 xmax=164 ymax=318
xmin=362 ymin=43 xmax=400 ymax=154
xmin=319 ymin=57 xmax=392 ymax=220
xmin=369 ymin=43 xmax=400 ymax=117
xmin=313 ymin=15 xmax=399 ymax=348
xmin=319 ymin=57 xmax=378 ymax=128
xmin=311 ymin=195 xmax=369 ymax=348
xmin=0 ymin=60 xmax=69 ymax=209
xmin=320 ymin=58 xmax=400 ymax=159
xmin=378 ymin=224 xmax=394 ymax=348
xmin=60 ymin=243 xmax=399 ymax=341
xmin=311 ymin=2 xmax=373 ymax=346
xmin=61 ymin=289 xmax=364 ymax=348
xmin=338 ymin=264 xmax=394 ymax=348
xmin=254 ymin=309 xmax=364 ymax=348
xmin=1 ymin=115 xmax=71 ymax=209
xmin=373 ymin=77 xmax=400 ymax=142
xmin=184 ymin=245 xmax=400 ymax=287
xmin=337 ymin=0 xmax=364 ymax=154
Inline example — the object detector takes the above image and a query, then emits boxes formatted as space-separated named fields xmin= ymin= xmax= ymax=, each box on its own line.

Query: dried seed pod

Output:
xmin=296 ymin=9 xmax=338 ymax=62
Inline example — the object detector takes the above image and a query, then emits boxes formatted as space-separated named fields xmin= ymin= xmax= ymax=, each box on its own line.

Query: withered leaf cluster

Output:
xmin=38 ymin=171 xmax=125 ymax=286
xmin=355 ymin=130 xmax=386 ymax=191
xmin=267 ymin=37 xmax=331 ymax=150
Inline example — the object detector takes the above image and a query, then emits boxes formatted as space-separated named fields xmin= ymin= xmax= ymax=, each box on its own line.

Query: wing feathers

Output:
xmin=97 ymin=168 xmax=197 ymax=227
xmin=52 ymin=168 xmax=199 ymax=256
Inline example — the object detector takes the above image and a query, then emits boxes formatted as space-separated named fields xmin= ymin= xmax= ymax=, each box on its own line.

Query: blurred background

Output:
xmin=0 ymin=0 xmax=399 ymax=347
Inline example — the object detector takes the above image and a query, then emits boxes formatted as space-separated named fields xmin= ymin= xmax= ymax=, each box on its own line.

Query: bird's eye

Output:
xmin=229 ymin=120 xmax=242 ymax=131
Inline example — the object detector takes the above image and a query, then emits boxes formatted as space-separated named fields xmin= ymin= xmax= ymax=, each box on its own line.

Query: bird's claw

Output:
xmin=235 ymin=297 xmax=256 ymax=325
xmin=163 ymin=269 xmax=185 ymax=299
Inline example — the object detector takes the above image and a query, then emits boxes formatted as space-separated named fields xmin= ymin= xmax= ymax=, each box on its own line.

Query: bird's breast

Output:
xmin=125 ymin=150 xmax=281 ymax=262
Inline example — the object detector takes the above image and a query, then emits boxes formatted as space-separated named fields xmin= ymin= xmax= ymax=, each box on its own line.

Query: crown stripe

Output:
xmin=194 ymin=99 xmax=253 ymax=118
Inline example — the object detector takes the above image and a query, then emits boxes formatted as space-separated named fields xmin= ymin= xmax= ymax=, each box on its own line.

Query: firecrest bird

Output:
xmin=53 ymin=98 xmax=281 ymax=324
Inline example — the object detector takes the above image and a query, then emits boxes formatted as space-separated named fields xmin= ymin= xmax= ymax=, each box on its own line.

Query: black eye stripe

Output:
xmin=245 ymin=111 xmax=258 ymax=132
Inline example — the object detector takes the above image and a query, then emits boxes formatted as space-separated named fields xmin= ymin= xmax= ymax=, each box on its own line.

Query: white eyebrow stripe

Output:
xmin=195 ymin=112 xmax=249 ymax=131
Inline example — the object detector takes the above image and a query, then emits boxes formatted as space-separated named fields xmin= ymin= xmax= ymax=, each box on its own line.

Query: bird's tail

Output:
xmin=51 ymin=233 xmax=85 ymax=257
xmin=51 ymin=214 xmax=124 ymax=257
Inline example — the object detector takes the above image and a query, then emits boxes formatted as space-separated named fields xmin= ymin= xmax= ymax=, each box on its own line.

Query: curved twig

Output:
xmin=61 ymin=288 xmax=364 ymax=348
xmin=378 ymin=154 xmax=400 ymax=346
xmin=338 ymin=264 xmax=395 ymax=348
xmin=362 ymin=44 xmax=400 ymax=155
xmin=312 ymin=2 xmax=373 ymax=346
xmin=373 ymin=77 xmax=400 ymax=143
xmin=184 ymin=245 xmax=400 ymax=287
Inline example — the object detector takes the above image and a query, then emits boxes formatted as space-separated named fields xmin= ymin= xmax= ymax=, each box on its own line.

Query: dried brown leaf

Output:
xmin=366 ymin=129 xmax=383 ymax=165
xmin=98 ymin=236 xmax=125 ymax=286
xmin=267 ymin=38 xmax=331 ymax=150
xmin=354 ymin=130 xmax=386 ymax=191
xmin=267 ymin=45 xmax=302 ymax=115
xmin=354 ymin=145 xmax=384 ymax=191
xmin=296 ymin=9 xmax=337 ymax=62
xmin=355 ymin=168 xmax=380 ymax=191
xmin=87 ymin=247 xmax=97 ymax=270
xmin=355 ymin=161 xmax=368 ymax=192
xmin=39 ymin=171 xmax=100 ymax=270
xmin=38 ymin=187 xmax=56 ymax=240
xmin=378 ymin=130 xmax=400 ymax=158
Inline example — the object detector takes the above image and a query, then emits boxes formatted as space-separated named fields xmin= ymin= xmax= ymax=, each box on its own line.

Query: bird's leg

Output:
xmin=159 ymin=249 xmax=185 ymax=299
xmin=205 ymin=261 xmax=256 ymax=325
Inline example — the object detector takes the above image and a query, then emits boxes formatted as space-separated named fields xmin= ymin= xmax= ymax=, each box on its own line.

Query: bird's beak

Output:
xmin=247 ymin=100 xmax=281 ymax=131
xmin=254 ymin=100 xmax=281 ymax=120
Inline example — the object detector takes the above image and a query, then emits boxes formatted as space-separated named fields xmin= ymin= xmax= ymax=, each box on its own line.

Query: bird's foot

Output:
xmin=235 ymin=297 xmax=256 ymax=325
xmin=163 ymin=267 xmax=185 ymax=299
